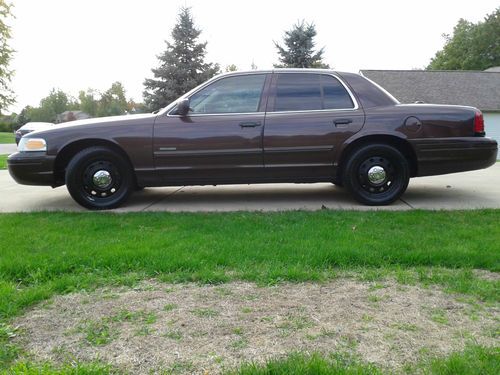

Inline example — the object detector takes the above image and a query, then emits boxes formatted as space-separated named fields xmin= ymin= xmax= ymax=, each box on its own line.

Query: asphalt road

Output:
xmin=1 ymin=164 xmax=499 ymax=212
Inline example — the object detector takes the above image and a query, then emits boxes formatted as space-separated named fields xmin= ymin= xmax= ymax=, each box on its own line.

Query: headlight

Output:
xmin=18 ymin=137 xmax=47 ymax=152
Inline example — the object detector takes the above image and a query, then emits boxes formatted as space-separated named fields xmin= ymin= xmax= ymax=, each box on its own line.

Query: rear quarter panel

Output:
xmin=362 ymin=104 xmax=476 ymax=139
xmin=338 ymin=103 xmax=497 ymax=176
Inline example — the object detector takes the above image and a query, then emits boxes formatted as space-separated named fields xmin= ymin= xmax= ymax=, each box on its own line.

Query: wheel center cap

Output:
xmin=367 ymin=166 xmax=386 ymax=185
xmin=92 ymin=170 xmax=112 ymax=189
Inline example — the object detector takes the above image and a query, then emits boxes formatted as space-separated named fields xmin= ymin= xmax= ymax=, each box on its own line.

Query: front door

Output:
xmin=263 ymin=72 xmax=365 ymax=180
xmin=153 ymin=73 xmax=269 ymax=184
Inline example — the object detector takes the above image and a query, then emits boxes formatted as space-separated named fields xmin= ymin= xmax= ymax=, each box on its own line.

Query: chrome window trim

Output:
xmin=326 ymin=73 xmax=359 ymax=110
xmin=166 ymin=72 xmax=268 ymax=118
xmin=358 ymin=71 xmax=400 ymax=104
xmin=165 ymin=71 xmax=360 ymax=118
xmin=167 ymin=111 xmax=266 ymax=118
xmin=266 ymin=107 xmax=358 ymax=115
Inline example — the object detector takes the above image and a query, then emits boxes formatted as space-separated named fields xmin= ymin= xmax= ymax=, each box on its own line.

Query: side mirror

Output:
xmin=176 ymin=98 xmax=191 ymax=116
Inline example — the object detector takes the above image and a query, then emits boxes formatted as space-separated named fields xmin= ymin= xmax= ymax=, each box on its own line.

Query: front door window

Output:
xmin=189 ymin=74 xmax=266 ymax=114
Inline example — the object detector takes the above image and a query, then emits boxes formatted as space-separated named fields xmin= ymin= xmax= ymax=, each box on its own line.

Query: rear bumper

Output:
xmin=411 ymin=137 xmax=498 ymax=177
xmin=7 ymin=152 xmax=56 ymax=186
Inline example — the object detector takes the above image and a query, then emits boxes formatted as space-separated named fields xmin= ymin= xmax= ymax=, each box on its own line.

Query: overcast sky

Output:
xmin=7 ymin=0 xmax=499 ymax=113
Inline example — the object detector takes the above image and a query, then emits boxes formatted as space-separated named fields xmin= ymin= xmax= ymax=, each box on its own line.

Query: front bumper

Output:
xmin=7 ymin=152 xmax=56 ymax=186
xmin=411 ymin=137 xmax=498 ymax=177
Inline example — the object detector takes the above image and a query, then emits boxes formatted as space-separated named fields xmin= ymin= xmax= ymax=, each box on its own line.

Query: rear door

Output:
xmin=263 ymin=72 xmax=365 ymax=180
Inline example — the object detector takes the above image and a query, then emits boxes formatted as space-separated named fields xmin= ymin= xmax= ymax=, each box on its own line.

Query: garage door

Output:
xmin=484 ymin=112 xmax=500 ymax=160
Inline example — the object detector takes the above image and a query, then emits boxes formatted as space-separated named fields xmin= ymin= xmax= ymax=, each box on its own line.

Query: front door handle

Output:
xmin=334 ymin=118 xmax=353 ymax=127
xmin=239 ymin=121 xmax=262 ymax=128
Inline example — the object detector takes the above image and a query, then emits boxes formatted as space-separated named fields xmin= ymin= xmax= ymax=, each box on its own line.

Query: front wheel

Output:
xmin=65 ymin=147 xmax=134 ymax=210
xmin=343 ymin=144 xmax=409 ymax=205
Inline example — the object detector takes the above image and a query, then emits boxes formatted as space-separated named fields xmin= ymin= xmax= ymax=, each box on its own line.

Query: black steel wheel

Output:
xmin=65 ymin=147 xmax=134 ymax=210
xmin=343 ymin=144 xmax=409 ymax=205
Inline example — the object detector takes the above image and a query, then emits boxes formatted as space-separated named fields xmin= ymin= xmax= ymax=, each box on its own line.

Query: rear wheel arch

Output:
xmin=336 ymin=135 xmax=417 ymax=182
xmin=54 ymin=139 xmax=136 ymax=185
xmin=342 ymin=143 xmax=410 ymax=205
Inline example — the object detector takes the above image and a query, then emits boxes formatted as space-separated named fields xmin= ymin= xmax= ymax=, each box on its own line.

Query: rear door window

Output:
xmin=273 ymin=73 xmax=354 ymax=111
xmin=274 ymin=73 xmax=322 ymax=111
xmin=322 ymin=75 xmax=354 ymax=109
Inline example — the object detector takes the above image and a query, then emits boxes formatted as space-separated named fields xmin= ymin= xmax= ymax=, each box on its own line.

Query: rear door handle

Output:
xmin=239 ymin=121 xmax=262 ymax=128
xmin=334 ymin=118 xmax=353 ymax=127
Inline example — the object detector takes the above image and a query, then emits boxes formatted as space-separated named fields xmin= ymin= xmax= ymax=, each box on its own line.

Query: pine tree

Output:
xmin=274 ymin=21 xmax=330 ymax=69
xmin=143 ymin=7 xmax=220 ymax=111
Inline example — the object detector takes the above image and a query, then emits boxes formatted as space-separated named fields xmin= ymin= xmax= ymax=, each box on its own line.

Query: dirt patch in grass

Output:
xmin=473 ymin=269 xmax=500 ymax=281
xmin=13 ymin=279 xmax=499 ymax=373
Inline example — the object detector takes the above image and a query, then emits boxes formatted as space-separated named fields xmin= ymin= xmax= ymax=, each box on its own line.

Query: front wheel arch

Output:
xmin=65 ymin=146 xmax=135 ymax=210
xmin=54 ymin=139 xmax=136 ymax=186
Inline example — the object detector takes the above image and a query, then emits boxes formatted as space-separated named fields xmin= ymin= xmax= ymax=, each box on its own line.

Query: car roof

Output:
xmin=220 ymin=68 xmax=354 ymax=77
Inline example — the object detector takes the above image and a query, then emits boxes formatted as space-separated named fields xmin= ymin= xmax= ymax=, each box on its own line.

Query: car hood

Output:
xmin=28 ymin=113 xmax=157 ymax=137
xmin=55 ymin=113 xmax=156 ymax=129
xmin=19 ymin=122 xmax=54 ymax=132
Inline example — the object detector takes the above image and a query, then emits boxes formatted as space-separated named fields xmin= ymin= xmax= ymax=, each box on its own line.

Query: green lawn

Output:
xmin=0 ymin=155 xmax=7 ymax=169
xmin=0 ymin=132 xmax=14 ymax=144
xmin=4 ymin=346 xmax=499 ymax=374
xmin=0 ymin=210 xmax=499 ymax=321
xmin=0 ymin=210 xmax=499 ymax=372
xmin=231 ymin=347 xmax=500 ymax=375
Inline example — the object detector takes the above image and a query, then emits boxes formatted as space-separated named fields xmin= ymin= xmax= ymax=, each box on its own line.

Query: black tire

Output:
xmin=343 ymin=144 xmax=409 ymax=205
xmin=65 ymin=146 xmax=134 ymax=210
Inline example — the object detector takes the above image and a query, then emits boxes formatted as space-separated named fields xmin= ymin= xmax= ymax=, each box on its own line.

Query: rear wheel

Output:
xmin=65 ymin=147 xmax=134 ymax=210
xmin=343 ymin=144 xmax=409 ymax=205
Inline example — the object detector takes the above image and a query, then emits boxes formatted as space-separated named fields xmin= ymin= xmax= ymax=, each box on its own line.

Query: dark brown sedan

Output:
xmin=8 ymin=69 xmax=498 ymax=209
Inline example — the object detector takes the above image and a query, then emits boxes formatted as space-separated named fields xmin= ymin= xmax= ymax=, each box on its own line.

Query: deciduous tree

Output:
xmin=0 ymin=1 xmax=14 ymax=112
xmin=31 ymin=89 xmax=71 ymax=122
xmin=97 ymin=82 xmax=128 ymax=117
xmin=427 ymin=8 xmax=500 ymax=70
xmin=20 ymin=82 xmax=140 ymax=124
xmin=78 ymin=89 xmax=99 ymax=117
xmin=225 ymin=64 xmax=238 ymax=72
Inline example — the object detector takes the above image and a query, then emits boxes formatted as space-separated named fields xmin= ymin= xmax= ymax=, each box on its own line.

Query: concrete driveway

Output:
xmin=0 ymin=164 xmax=499 ymax=212
xmin=0 ymin=144 xmax=17 ymax=154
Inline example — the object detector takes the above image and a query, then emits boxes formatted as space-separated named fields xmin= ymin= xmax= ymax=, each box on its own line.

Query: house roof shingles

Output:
xmin=360 ymin=70 xmax=500 ymax=112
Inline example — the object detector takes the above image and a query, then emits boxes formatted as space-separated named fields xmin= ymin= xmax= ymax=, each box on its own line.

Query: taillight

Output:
xmin=474 ymin=111 xmax=485 ymax=136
